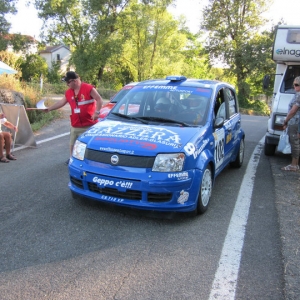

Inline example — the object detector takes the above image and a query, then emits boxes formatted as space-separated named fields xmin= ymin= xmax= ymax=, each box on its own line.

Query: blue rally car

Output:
xmin=69 ymin=76 xmax=245 ymax=215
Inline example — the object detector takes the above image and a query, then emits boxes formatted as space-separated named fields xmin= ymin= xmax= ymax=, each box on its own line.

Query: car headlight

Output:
xmin=274 ymin=115 xmax=285 ymax=125
xmin=72 ymin=140 xmax=87 ymax=161
xmin=152 ymin=153 xmax=185 ymax=172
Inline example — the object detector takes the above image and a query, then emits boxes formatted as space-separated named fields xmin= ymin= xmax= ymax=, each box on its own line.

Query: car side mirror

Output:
xmin=263 ymin=75 xmax=270 ymax=90
xmin=214 ymin=117 xmax=224 ymax=128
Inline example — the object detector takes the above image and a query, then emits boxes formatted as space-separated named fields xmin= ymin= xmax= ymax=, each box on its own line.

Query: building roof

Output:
xmin=39 ymin=45 xmax=70 ymax=53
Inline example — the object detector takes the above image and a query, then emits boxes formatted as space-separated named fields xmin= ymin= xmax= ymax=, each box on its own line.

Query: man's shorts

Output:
xmin=70 ymin=126 xmax=91 ymax=146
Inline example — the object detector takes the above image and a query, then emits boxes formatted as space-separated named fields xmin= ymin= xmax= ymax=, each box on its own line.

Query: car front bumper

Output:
xmin=68 ymin=158 xmax=203 ymax=212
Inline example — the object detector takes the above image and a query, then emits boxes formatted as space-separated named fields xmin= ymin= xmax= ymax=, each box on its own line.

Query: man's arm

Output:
xmin=90 ymin=88 xmax=103 ymax=120
xmin=46 ymin=96 xmax=68 ymax=112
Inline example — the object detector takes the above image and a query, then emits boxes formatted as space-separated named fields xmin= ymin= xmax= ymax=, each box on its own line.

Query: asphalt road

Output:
xmin=0 ymin=113 xmax=299 ymax=300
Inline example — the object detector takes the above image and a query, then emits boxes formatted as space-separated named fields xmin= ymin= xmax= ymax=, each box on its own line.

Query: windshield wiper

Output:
xmin=110 ymin=112 xmax=149 ymax=124
xmin=139 ymin=116 xmax=191 ymax=127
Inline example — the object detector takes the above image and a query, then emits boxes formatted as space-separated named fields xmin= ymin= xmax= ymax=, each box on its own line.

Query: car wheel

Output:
xmin=196 ymin=165 xmax=212 ymax=214
xmin=264 ymin=139 xmax=276 ymax=156
xmin=230 ymin=138 xmax=245 ymax=168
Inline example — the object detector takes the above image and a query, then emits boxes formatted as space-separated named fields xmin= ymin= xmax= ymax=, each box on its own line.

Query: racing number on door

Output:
xmin=214 ymin=129 xmax=225 ymax=169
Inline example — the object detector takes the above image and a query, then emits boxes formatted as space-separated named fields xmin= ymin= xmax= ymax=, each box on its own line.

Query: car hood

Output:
xmin=80 ymin=120 xmax=206 ymax=156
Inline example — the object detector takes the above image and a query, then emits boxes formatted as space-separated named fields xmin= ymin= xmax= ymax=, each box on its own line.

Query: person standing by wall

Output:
xmin=45 ymin=71 xmax=103 ymax=164
xmin=0 ymin=112 xmax=18 ymax=163
xmin=281 ymin=76 xmax=300 ymax=171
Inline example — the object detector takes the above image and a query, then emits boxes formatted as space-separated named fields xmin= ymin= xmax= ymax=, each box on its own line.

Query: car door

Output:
xmin=213 ymin=87 xmax=234 ymax=171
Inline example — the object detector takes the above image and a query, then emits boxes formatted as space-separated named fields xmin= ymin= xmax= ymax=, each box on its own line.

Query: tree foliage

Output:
xmin=0 ymin=0 xmax=17 ymax=50
xmin=33 ymin=0 xmax=134 ymax=84
xmin=116 ymin=1 xmax=187 ymax=81
xmin=201 ymin=0 xmax=274 ymax=104
xmin=33 ymin=0 xmax=178 ymax=84
xmin=17 ymin=54 xmax=49 ymax=82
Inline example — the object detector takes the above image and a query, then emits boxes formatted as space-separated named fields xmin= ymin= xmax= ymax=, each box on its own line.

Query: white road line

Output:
xmin=209 ymin=137 xmax=264 ymax=300
xmin=13 ymin=132 xmax=70 ymax=152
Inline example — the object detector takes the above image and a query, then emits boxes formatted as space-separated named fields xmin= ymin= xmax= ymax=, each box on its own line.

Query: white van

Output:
xmin=264 ymin=25 xmax=300 ymax=155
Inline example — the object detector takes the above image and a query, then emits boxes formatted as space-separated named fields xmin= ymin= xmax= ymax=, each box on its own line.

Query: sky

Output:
xmin=7 ymin=0 xmax=300 ymax=39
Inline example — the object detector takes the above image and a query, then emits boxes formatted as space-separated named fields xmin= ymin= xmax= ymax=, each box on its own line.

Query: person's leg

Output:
xmin=67 ymin=126 xmax=90 ymax=164
xmin=0 ymin=133 xmax=9 ymax=162
xmin=282 ymin=124 xmax=299 ymax=170
xmin=3 ymin=132 xmax=16 ymax=160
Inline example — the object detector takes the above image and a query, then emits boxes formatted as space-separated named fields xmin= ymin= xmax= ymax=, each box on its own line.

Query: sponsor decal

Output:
xmin=184 ymin=139 xmax=209 ymax=159
xmin=276 ymin=48 xmax=300 ymax=57
xmin=177 ymin=190 xmax=189 ymax=204
xmin=99 ymin=195 xmax=124 ymax=202
xmin=213 ymin=129 xmax=225 ymax=169
xmin=99 ymin=147 xmax=134 ymax=155
xmin=86 ymin=123 xmax=182 ymax=148
xmin=93 ymin=176 xmax=134 ymax=189
xmin=95 ymin=137 xmax=157 ymax=150
xmin=168 ymin=172 xmax=189 ymax=180
xmin=226 ymin=133 xmax=232 ymax=144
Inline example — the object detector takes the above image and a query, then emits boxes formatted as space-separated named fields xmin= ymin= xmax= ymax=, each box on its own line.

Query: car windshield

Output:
xmin=110 ymin=86 xmax=135 ymax=103
xmin=109 ymin=85 xmax=212 ymax=126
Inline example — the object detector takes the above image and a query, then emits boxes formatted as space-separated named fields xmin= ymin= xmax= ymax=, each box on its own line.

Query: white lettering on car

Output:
xmin=93 ymin=177 xmax=133 ymax=189
xmin=85 ymin=123 xmax=182 ymax=148
xmin=184 ymin=139 xmax=209 ymax=159
xmin=168 ymin=172 xmax=189 ymax=180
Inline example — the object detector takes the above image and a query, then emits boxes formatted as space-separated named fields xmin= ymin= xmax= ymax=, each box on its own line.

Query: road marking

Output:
xmin=13 ymin=132 xmax=70 ymax=152
xmin=209 ymin=137 xmax=264 ymax=300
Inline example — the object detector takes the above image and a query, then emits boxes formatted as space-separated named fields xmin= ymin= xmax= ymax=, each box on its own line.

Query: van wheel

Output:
xmin=230 ymin=138 xmax=244 ymax=168
xmin=264 ymin=140 xmax=276 ymax=156
xmin=196 ymin=165 xmax=212 ymax=214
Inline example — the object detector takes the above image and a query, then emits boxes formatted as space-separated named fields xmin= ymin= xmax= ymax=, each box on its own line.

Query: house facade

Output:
xmin=39 ymin=45 xmax=72 ymax=74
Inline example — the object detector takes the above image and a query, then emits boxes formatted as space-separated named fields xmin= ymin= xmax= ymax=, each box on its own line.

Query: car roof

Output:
xmin=124 ymin=82 xmax=139 ymax=87
xmin=135 ymin=76 xmax=234 ymax=90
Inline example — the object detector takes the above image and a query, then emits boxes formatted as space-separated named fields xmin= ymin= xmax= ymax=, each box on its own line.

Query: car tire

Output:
xmin=230 ymin=138 xmax=245 ymax=168
xmin=264 ymin=140 xmax=276 ymax=156
xmin=196 ymin=165 xmax=212 ymax=214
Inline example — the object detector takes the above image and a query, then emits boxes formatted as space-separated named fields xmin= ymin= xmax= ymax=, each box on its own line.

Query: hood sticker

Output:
xmin=85 ymin=123 xmax=182 ymax=149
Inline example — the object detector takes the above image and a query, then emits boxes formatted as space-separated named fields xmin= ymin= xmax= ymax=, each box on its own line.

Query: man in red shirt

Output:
xmin=46 ymin=71 xmax=103 ymax=164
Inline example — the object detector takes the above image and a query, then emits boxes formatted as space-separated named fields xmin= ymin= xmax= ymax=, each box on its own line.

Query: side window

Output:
xmin=215 ymin=89 xmax=226 ymax=120
xmin=224 ymin=88 xmax=237 ymax=117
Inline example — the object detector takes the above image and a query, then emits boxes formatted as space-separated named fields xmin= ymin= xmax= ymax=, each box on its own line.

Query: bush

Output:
xmin=240 ymin=99 xmax=270 ymax=116
xmin=0 ymin=75 xmax=59 ymax=130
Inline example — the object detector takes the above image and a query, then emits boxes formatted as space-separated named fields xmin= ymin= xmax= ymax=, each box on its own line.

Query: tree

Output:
xmin=47 ymin=60 xmax=63 ymax=83
xmin=5 ymin=33 xmax=37 ymax=53
xmin=113 ymin=0 xmax=193 ymax=82
xmin=33 ymin=0 xmax=175 ymax=84
xmin=17 ymin=54 xmax=48 ymax=82
xmin=33 ymin=0 xmax=134 ymax=84
xmin=202 ymin=0 xmax=273 ymax=105
xmin=0 ymin=0 xmax=17 ymax=50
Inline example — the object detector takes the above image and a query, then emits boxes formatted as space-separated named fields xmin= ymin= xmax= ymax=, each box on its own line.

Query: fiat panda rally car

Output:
xmin=69 ymin=76 xmax=245 ymax=214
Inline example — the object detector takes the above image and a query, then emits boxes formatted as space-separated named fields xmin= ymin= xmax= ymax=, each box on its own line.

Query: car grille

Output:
xmin=70 ymin=177 xmax=172 ymax=203
xmin=85 ymin=149 xmax=155 ymax=168
xmin=88 ymin=182 xmax=142 ymax=200
xmin=70 ymin=177 xmax=84 ymax=189
xmin=147 ymin=192 xmax=172 ymax=202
